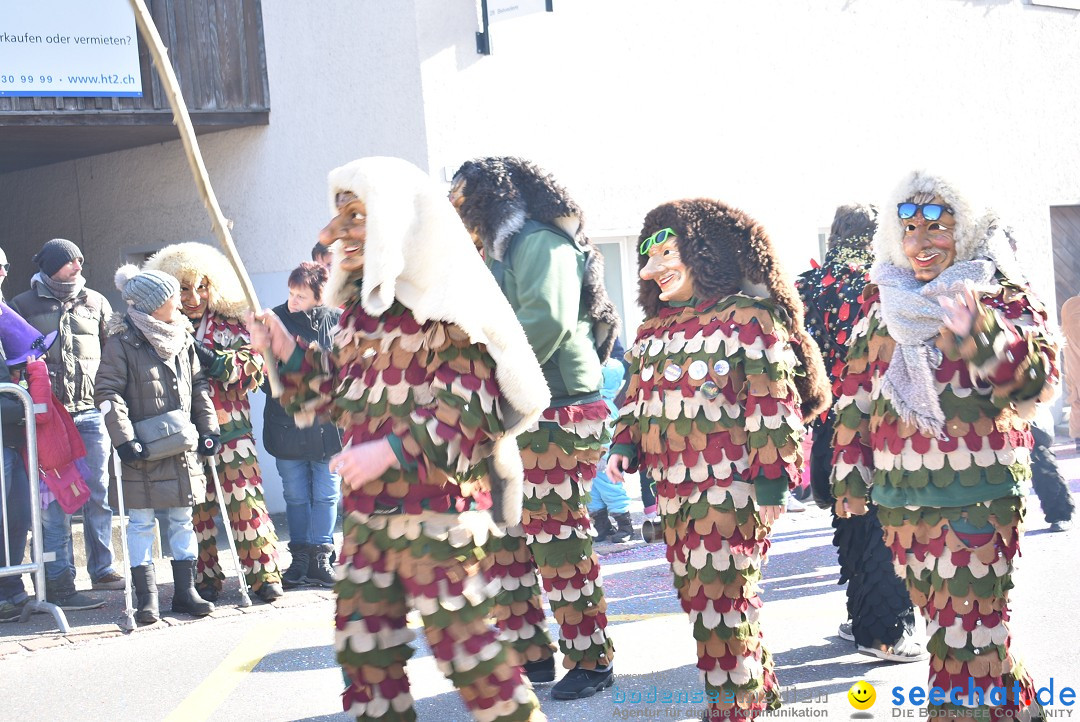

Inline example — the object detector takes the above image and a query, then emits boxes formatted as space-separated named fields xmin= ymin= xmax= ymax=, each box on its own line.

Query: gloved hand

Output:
xmin=192 ymin=342 xmax=217 ymax=368
xmin=198 ymin=434 xmax=221 ymax=457
xmin=117 ymin=440 xmax=148 ymax=462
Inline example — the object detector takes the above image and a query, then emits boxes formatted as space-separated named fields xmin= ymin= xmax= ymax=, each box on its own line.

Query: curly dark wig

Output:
xmin=452 ymin=157 xmax=583 ymax=254
xmin=452 ymin=156 xmax=619 ymax=361
xmin=637 ymin=198 xmax=830 ymax=422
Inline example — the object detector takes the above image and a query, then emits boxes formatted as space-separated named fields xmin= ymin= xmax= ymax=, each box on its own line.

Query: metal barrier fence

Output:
xmin=0 ymin=381 xmax=70 ymax=633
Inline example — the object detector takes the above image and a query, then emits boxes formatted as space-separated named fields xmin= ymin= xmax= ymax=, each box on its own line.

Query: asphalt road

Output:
xmin=2 ymin=443 xmax=1078 ymax=722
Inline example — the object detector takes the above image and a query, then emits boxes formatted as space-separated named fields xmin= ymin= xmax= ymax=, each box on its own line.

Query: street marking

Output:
xmin=607 ymin=612 xmax=681 ymax=622
xmin=164 ymin=621 xmax=289 ymax=722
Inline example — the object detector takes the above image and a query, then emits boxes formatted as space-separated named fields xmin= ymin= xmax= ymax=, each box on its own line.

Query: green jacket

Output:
xmin=488 ymin=220 xmax=601 ymax=406
xmin=10 ymin=280 xmax=112 ymax=414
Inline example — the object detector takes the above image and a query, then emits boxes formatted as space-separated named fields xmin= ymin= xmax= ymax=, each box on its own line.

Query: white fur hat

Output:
xmin=872 ymin=169 xmax=1019 ymax=280
xmin=322 ymin=156 xmax=552 ymax=527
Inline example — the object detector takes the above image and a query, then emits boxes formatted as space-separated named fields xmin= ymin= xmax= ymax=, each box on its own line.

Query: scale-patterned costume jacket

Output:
xmin=452 ymin=157 xmax=621 ymax=671
xmin=610 ymin=199 xmax=829 ymax=719
xmin=830 ymin=171 xmax=1059 ymax=721
xmin=144 ymin=242 xmax=282 ymax=593
xmin=796 ymin=205 xmax=917 ymax=653
xmin=279 ymin=157 xmax=549 ymax=722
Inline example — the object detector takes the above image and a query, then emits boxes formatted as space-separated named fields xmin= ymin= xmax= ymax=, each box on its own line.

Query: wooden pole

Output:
xmin=127 ymin=0 xmax=281 ymax=396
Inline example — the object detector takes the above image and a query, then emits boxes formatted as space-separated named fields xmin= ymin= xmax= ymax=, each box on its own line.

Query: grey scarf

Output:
xmin=33 ymin=271 xmax=85 ymax=302
xmin=870 ymin=259 xmax=998 ymax=438
xmin=127 ymin=310 xmax=193 ymax=361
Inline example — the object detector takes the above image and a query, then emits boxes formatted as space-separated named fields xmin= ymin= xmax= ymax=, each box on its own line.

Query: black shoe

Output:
xmin=171 ymin=560 xmax=214 ymax=617
xmin=130 ymin=565 xmax=160 ymax=625
xmin=1050 ymin=520 xmax=1071 ymax=533
xmin=523 ymin=656 xmax=556 ymax=684
xmin=255 ymin=582 xmax=285 ymax=603
xmin=305 ymin=544 xmax=336 ymax=587
xmin=195 ymin=584 xmax=220 ymax=603
xmin=590 ymin=510 xmax=613 ymax=543
xmin=608 ymin=512 xmax=634 ymax=544
xmin=55 ymin=591 xmax=106 ymax=611
xmin=282 ymin=543 xmax=312 ymax=588
xmin=0 ymin=599 xmax=27 ymax=623
xmin=551 ymin=665 xmax=614 ymax=700
xmin=45 ymin=575 xmax=105 ymax=611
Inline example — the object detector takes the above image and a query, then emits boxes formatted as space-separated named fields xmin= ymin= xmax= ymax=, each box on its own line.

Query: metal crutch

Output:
xmin=100 ymin=401 xmax=137 ymax=632
xmin=206 ymin=456 xmax=251 ymax=607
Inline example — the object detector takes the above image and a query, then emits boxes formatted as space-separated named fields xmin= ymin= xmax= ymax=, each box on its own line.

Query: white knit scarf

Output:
xmin=870 ymin=259 xmax=998 ymax=437
xmin=127 ymin=309 xmax=193 ymax=361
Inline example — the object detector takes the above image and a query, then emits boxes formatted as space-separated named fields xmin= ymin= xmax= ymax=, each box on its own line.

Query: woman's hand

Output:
xmin=330 ymin=439 xmax=398 ymax=492
xmin=245 ymin=310 xmax=297 ymax=361
xmin=607 ymin=454 xmax=631 ymax=483
xmin=759 ymin=505 xmax=784 ymax=526
xmin=939 ymin=286 xmax=981 ymax=337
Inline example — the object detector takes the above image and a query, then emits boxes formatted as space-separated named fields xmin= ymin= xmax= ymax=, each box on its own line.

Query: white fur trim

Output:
xmin=873 ymin=169 xmax=992 ymax=270
xmin=323 ymin=157 xmax=551 ymax=524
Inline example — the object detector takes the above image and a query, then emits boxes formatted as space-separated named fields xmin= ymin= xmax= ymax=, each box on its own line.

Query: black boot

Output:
xmin=306 ymin=543 xmax=336 ymax=587
xmin=282 ymin=543 xmax=312 ymax=588
xmin=130 ymin=565 xmax=160 ymax=625
xmin=171 ymin=559 xmax=215 ymax=617
xmin=609 ymin=512 xmax=634 ymax=544
xmin=590 ymin=510 xmax=613 ymax=543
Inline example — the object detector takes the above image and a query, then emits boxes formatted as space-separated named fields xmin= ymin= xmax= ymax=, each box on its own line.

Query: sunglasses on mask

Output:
xmin=897 ymin=202 xmax=954 ymax=222
xmin=640 ymin=227 xmax=677 ymax=255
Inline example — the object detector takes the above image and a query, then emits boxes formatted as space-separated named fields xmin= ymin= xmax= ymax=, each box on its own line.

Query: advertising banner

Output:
xmin=0 ymin=0 xmax=143 ymax=97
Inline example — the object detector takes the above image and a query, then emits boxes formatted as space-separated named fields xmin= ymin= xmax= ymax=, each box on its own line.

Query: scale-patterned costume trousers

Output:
xmin=484 ymin=403 xmax=614 ymax=670
xmin=336 ymin=511 xmax=542 ymax=722
xmin=193 ymin=434 xmax=281 ymax=593
xmin=663 ymin=484 xmax=780 ymax=720
xmin=881 ymin=497 xmax=1042 ymax=721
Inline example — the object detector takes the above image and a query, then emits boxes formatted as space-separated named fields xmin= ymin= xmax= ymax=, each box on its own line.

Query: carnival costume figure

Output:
xmin=796 ymin=204 xmax=924 ymax=662
xmin=251 ymin=156 xmax=551 ymax=722
xmin=830 ymin=171 xmax=1059 ymax=720
xmin=607 ymin=199 xmax=830 ymax=719
xmin=450 ymin=157 xmax=622 ymax=699
xmin=144 ymin=243 xmax=284 ymax=602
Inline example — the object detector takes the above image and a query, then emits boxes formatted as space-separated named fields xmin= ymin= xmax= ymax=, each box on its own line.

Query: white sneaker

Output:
xmin=858 ymin=631 xmax=928 ymax=663
xmin=786 ymin=496 xmax=807 ymax=513
xmin=838 ymin=620 xmax=854 ymax=641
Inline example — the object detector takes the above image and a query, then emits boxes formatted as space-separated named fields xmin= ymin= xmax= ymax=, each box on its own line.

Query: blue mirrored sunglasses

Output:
xmin=640 ymin=227 xmax=677 ymax=255
xmin=897 ymin=202 xmax=953 ymax=222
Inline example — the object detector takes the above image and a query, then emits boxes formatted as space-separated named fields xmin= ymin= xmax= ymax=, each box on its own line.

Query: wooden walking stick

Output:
xmin=127 ymin=0 xmax=282 ymax=396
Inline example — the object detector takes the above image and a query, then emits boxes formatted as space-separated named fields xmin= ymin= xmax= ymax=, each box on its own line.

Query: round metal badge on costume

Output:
xmin=713 ymin=359 xmax=730 ymax=376
xmin=688 ymin=360 xmax=709 ymax=381
xmin=700 ymin=381 xmax=720 ymax=400
xmin=664 ymin=362 xmax=683 ymax=382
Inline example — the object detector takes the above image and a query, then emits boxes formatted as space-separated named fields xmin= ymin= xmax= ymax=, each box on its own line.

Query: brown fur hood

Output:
xmin=143 ymin=242 xmax=250 ymax=321
xmin=452 ymin=156 xmax=620 ymax=361
xmin=637 ymin=198 xmax=830 ymax=422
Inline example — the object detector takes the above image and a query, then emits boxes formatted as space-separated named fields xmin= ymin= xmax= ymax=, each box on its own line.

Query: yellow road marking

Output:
xmin=164 ymin=610 xmax=692 ymax=721
xmin=165 ymin=621 xmax=290 ymax=722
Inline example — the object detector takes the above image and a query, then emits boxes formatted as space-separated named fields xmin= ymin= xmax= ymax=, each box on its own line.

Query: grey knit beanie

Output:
xmin=114 ymin=264 xmax=179 ymax=314
xmin=33 ymin=239 xmax=83 ymax=277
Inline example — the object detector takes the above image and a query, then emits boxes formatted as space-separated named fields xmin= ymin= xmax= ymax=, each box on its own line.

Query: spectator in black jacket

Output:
xmin=262 ymin=262 xmax=342 ymax=588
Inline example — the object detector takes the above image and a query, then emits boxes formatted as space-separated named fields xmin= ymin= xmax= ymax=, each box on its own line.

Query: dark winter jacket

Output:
xmin=10 ymin=280 xmax=112 ymax=413
xmin=1 ymin=347 xmax=27 ymax=449
xmin=94 ymin=315 xmax=218 ymax=510
xmin=262 ymin=303 xmax=342 ymax=461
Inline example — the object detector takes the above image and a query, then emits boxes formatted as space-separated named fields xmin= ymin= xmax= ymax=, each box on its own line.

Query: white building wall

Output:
xmin=418 ymin=0 xmax=1080 ymax=311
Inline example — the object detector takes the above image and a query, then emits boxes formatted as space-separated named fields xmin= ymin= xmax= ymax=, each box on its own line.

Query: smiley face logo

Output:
xmin=847 ymin=680 xmax=876 ymax=710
